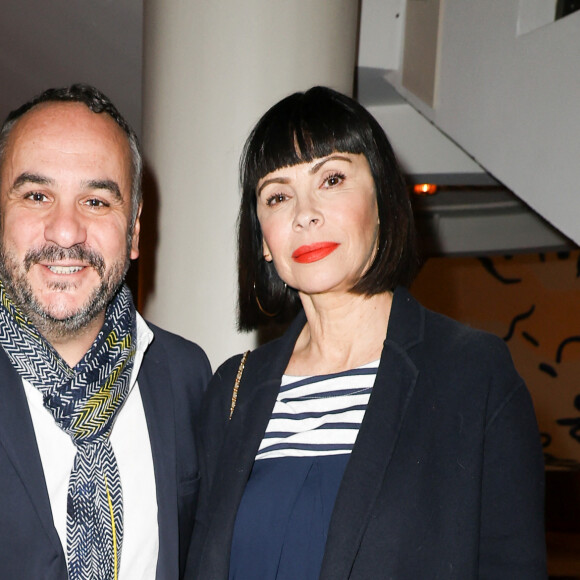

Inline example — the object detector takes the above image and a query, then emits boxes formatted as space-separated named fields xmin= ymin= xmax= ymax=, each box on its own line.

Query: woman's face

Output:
xmin=256 ymin=152 xmax=379 ymax=298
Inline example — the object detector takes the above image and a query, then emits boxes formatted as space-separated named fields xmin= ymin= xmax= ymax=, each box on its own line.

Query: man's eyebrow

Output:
xmin=83 ymin=179 xmax=122 ymax=201
xmin=12 ymin=172 xmax=54 ymax=189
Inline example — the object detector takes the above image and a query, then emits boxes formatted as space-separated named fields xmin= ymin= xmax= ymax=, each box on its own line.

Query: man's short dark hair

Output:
xmin=238 ymin=86 xmax=418 ymax=331
xmin=0 ymin=83 xmax=142 ymax=224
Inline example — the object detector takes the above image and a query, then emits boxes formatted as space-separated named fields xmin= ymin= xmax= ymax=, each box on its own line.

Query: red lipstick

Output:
xmin=292 ymin=242 xmax=339 ymax=264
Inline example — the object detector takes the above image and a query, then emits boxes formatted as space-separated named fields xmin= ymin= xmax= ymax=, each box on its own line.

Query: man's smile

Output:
xmin=45 ymin=265 xmax=85 ymax=274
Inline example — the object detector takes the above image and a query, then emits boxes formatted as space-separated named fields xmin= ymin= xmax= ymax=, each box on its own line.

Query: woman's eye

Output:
xmin=324 ymin=172 xmax=345 ymax=188
xmin=266 ymin=193 xmax=287 ymax=207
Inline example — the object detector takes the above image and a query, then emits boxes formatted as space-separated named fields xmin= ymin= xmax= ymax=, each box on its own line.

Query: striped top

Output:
xmin=256 ymin=360 xmax=379 ymax=461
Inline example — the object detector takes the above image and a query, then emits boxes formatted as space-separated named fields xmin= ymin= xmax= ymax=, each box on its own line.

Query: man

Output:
xmin=0 ymin=84 xmax=210 ymax=580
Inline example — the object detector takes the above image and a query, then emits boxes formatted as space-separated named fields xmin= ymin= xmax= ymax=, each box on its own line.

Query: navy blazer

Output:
xmin=187 ymin=288 xmax=546 ymax=579
xmin=0 ymin=323 xmax=210 ymax=580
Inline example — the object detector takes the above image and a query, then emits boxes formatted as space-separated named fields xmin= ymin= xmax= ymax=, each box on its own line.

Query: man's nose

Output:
xmin=43 ymin=203 xmax=88 ymax=248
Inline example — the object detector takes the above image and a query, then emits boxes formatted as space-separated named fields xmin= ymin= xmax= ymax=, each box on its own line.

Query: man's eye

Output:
xmin=85 ymin=198 xmax=108 ymax=207
xmin=26 ymin=192 xmax=48 ymax=202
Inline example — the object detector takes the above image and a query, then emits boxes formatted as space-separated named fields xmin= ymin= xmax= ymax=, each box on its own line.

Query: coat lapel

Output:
xmin=220 ymin=311 xmax=306 ymax=492
xmin=320 ymin=288 xmax=424 ymax=579
xmin=0 ymin=349 xmax=63 ymax=555
xmin=138 ymin=341 xmax=178 ymax=580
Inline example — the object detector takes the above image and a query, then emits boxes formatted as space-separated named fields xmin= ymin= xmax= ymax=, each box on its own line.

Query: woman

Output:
xmin=187 ymin=87 xmax=546 ymax=579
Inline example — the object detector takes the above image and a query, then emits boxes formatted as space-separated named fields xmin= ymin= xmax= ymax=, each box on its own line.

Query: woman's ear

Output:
xmin=262 ymin=238 xmax=273 ymax=262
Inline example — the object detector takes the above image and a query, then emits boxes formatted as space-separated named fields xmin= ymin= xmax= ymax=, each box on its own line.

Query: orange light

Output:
xmin=413 ymin=183 xmax=438 ymax=195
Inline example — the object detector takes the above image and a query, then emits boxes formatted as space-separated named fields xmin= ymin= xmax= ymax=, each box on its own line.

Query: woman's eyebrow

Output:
xmin=257 ymin=176 xmax=290 ymax=196
xmin=309 ymin=155 xmax=352 ymax=175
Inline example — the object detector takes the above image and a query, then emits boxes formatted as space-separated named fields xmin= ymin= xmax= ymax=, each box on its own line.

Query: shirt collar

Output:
xmin=130 ymin=312 xmax=154 ymax=388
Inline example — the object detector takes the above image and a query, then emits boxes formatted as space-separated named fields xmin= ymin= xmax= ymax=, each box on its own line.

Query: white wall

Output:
xmin=0 ymin=0 xmax=143 ymax=134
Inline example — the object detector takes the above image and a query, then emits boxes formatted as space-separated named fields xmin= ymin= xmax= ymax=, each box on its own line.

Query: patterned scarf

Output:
xmin=0 ymin=281 xmax=137 ymax=580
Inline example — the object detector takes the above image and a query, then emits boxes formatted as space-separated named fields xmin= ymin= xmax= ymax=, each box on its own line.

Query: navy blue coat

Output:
xmin=0 ymin=324 xmax=210 ymax=580
xmin=187 ymin=288 xmax=546 ymax=579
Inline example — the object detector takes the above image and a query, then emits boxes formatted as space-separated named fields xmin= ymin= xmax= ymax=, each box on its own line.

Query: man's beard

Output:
xmin=0 ymin=243 xmax=130 ymax=342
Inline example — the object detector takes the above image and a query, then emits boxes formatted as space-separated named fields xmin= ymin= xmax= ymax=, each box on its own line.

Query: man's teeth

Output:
xmin=47 ymin=266 xmax=84 ymax=274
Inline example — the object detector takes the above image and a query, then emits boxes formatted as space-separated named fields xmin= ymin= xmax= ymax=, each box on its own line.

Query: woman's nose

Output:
xmin=292 ymin=197 xmax=324 ymax=230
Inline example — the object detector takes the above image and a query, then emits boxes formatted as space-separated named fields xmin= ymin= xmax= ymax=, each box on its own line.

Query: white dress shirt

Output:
xmin=22 ymin=313 xmax=159 ymax=579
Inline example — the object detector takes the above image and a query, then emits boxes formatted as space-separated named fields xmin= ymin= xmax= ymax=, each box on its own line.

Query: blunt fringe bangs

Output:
xmin=238 ymin=86 xmax=418 ymax=331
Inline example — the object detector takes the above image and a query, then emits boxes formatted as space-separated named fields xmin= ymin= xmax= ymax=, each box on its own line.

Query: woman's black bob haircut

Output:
xmin=238 ymin=86 xmax=418 ymax=331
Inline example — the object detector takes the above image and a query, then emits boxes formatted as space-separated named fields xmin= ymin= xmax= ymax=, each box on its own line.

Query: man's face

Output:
xmin=0 ymin=102 xmax=140 ymax=341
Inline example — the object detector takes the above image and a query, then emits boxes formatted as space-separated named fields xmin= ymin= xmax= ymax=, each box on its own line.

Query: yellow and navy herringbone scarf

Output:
xmin=0 ymin=281 xmax=136 ymax=580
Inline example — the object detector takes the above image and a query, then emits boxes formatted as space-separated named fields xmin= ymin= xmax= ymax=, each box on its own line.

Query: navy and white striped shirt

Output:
xmin=256 ymin=360 xmax=379 ymax=461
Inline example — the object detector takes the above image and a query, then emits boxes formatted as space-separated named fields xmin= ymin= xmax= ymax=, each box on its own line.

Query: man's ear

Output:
xmin=130 ymin=203 xmax=142 ymax=260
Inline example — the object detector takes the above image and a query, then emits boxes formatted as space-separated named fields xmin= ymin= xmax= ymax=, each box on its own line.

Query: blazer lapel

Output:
xmin=219 ymin=311 xmax=306 ymax=495
xmin=198 ymin=375 xmax=281 ymax=579
xmin=320 ymin=288 xmax=424 ymax=579
xmin=0 ymin=350 xmax=63 ymax=555
xmin=138 ymin=343 xmax=178 ymax=580
xmin=223 ymin=312 xmax=307 ymax=490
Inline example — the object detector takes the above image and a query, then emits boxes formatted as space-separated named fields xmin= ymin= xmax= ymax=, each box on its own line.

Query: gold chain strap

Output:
xmin=229 ymin=350 xmax=250 ymax=420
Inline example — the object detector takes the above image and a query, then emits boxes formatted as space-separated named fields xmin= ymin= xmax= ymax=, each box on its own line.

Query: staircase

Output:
xmin=358 ymin=0 xmax=580 ymax=250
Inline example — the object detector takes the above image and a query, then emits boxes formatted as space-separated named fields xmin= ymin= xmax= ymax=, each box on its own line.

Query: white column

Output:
xmin=141 ymin=0 xmax=359 ymax=368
